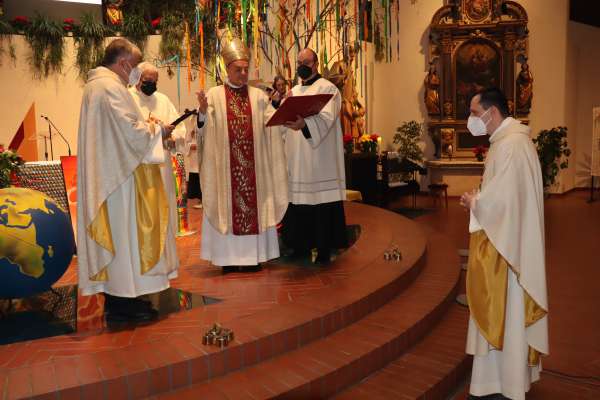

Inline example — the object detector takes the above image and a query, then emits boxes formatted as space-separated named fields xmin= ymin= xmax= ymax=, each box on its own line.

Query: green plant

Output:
xmin=25 ymin=13 xmax=65 ymax=78
xmin=0 ymin=147 xmax=24 ymax=189
xmin=533 ymin=126 xmax=571 ymax=191
xmin=158 ymin=13 xmax=184 ymax=61
xmin=122 ymin=13 xmax=149 ymax=52
xmin=393 ymin=120 xmax=424 ymax=163
xmin=74 ymin=13 xmax=108 ymax=80
xmin=0 ymin=20 xmax=16 ymax=66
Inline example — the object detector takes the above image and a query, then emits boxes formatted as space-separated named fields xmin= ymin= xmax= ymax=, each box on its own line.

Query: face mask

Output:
xmin=467 ymin=108 xmax=491 ymax=136
xmin=124 ymin=61 xmax=142 ymax=86
xmin=140 ymin=80 xmax=157 ymax=96
xmin=297 ymin=64 xmax=313 ymax=80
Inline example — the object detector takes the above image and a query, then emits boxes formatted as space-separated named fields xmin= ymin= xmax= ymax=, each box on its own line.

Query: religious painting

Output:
xmin=455 ymin=39 xmax=501 ymax=119
xmin=463 ymin=0 xmax=491 ymax=22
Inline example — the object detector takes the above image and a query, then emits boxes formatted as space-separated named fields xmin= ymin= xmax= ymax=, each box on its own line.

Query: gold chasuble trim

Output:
xmin=466 ymin=230 xmax=547 ymax=367
xmin=87 ymin=201 xmax=114 ymax=282
xmin=133 ymin=163 xmax=168 ymax=275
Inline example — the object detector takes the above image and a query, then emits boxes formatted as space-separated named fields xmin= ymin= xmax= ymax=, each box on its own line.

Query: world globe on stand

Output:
xmin=0 ymin=187 xmax=75 ymax=299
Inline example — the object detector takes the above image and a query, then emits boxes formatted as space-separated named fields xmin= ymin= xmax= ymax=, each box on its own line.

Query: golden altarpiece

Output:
xmin=425 ymin=0 xmax=532 ymax=160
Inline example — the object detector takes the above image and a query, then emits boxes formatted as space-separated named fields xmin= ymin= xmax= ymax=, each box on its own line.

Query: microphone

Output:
xmin=41 ymin=114 xmax=72 ymax=156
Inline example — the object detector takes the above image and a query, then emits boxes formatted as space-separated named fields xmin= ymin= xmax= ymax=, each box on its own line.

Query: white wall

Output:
xmin=567 ymin=21 xmax=600 ymax=189
xmin=0 ymin=35 xmax=207 ymax=158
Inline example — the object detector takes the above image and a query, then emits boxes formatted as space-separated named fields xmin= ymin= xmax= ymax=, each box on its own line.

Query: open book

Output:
xmin=266 ymin=94 xmax=334 ymax=127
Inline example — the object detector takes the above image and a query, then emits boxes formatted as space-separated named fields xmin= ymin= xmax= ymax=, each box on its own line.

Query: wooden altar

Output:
xmin=424 ymin=0 xmax=531 ymax=160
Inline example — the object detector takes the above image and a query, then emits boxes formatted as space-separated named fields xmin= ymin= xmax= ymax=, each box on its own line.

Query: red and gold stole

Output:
xmin=225 ymin=85 xmax=259 ymax=235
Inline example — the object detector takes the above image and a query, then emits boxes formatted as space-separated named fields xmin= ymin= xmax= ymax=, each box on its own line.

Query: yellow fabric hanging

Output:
xmin=133 ymin=164 xmax=169 ymax=275
xmin=467 ymin=230 xmax=546 ymax=366
xmin=87 ymin=201 xmax=113 ymax=282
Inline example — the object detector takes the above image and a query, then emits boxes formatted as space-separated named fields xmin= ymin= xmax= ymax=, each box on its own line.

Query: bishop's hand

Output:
xmin=196 ymin=90 xmax=208 ymax=115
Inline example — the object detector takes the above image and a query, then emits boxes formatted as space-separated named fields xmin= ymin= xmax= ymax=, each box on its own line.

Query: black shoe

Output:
xmin=289 ymin=249 xmax=311 ymax=260
xmin=106 ymin=308 xmax=159 ymax=323
xmin=240 ymin=264 xmax=262 ymax=273
xmin=222 ymin=266 xmax=240 ymax=274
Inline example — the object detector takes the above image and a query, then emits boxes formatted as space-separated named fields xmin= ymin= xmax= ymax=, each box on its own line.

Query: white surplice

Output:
xmin=283 ymin=77 xmax=346 ymax=205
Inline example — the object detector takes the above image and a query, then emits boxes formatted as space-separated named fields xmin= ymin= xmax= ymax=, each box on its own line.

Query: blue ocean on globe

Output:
xmin=0 ymin=188 xmax=75 ymax=299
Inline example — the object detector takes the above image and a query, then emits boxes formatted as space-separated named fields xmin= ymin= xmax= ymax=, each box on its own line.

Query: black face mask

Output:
xmin=140 ymin=81 xmax=157 ymax=96
xmin=297 ymin=64 xmax=313 ymax=80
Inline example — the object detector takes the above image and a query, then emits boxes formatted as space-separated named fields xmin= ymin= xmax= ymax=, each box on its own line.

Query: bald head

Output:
xmin=297 ymin=48 xmax=319 ymax=81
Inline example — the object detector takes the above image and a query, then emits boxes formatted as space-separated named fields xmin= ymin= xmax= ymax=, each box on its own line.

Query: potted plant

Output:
xmin=393 ymin=120 xmax=424 ymax=163
xmin=73 ymin=13 xmax=108 ymax=80
xmin=532 ymin=126 xmax=571 ymax=192
xmin=25 ymin=13 xmax=65 ymax=78
xmin=0 ymin=146 xmax=24 ymax=189
xmin=343 ymin=133 xmax=354 ymax=154
xmin=122 ymin=13 xmax=149 ymax=52
xmin=10 ymin=16 xmax=29 ymax=33
xmin=63 ymin=18 xmax=76 ymax=36
xmin=0 ymin=20 xmax=16 ymax=66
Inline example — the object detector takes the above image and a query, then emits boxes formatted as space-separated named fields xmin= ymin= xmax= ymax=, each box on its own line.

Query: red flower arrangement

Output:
xmin=63 ymin=18 xmax=76 ymax=32
xmin=370 ymin=133 xmax=380 ymax=142
xmin=151 ymin=17 xmax=161 ymax=29
xmin=473 ymin=145 xmax=488 ymax=161
xmin=11 ymin=16 xmax=29 ymax=31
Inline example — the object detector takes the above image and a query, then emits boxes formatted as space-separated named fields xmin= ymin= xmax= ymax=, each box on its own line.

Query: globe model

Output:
xmin=0 ymin=187 xmax=75 ymax=299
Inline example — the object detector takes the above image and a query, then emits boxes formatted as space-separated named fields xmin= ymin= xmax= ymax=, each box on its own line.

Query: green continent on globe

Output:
xmin=0 ymin=189 xmax=56 ymax=279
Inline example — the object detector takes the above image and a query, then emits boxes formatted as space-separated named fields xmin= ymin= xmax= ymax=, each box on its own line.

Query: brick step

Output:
xmin=334 ymin=304 xmax=470 ymax=400
xmin=150 ymin=230 xmax=462 ymax=399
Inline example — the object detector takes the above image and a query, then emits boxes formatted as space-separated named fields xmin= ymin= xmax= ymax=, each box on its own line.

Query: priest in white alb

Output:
xmin=195 ymin=36 xmax=288 ymax=273
xmin=460 ymin=88 xmax=548 ymax=400
xmin=280 ymin=48 xmax=348 ymax=264
xmin=129 ymin=61 xmax=186 ymax=233
xmin=77 ymin=39 xmax=178 ymax=322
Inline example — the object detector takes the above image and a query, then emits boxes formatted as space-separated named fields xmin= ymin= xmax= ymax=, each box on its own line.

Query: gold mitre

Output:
xmin=220 ymin=37 xmax=251 ymax=66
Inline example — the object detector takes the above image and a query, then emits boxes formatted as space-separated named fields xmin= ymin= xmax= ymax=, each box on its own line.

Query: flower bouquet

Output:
xmin=473 ymin=145 xmax=488 ymax=162
xmin=343 ymin=133 xmax=354 ymax=154
xmin=359 ymin=133 xmax=379 ymax=153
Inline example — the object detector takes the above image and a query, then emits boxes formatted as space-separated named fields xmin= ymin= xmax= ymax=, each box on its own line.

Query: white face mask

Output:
xmin=124 ymin=61 xmax=142 ymax=86
xmin=467 ymin=108 xmax=491 ymax=136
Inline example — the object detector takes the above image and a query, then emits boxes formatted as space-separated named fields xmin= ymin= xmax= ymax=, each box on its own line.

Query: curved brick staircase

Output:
xmin=0 ymin=202 xmax=470 ymax=400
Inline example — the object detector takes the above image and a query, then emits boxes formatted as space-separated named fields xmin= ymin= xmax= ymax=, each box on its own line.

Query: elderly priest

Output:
xmin=195 ymin=36 xmax=288 ymax=273
xmin=77 ymin=39 xmax=179 ymax=322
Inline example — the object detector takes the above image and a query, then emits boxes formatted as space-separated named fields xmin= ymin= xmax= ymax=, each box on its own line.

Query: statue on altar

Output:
xmin=424 ymin=61 xmax=441 ymax=115
xmin=516 ymin=60 xmax=533 ymax=113
xmin=104 ymin=0 xmax=124 ymax=26
xmin=327 ymin=45 xmax=366 ymax=139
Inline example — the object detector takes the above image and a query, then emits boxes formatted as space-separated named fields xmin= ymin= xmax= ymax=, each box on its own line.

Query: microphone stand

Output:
xmin=42 ymin=115 xmax=72 ymax=157
xmin=43 ymin=135 xmax=48 ymax=161
xmin=47 ymin=118 xmax=54 ymax=160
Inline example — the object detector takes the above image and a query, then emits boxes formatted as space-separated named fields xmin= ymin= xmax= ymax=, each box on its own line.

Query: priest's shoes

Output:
xmin=222 ymin=265 xmax=262 ymax=274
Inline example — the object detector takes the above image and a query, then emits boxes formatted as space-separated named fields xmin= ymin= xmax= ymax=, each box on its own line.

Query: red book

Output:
xmin=266 ymin=94 xmax=334 ymax=127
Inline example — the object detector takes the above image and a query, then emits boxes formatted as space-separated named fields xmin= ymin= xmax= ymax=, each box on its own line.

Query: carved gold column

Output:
xmin=503 ymin=28 xmax=516 ymax=115
xmin=441 ymin=32 xmax=454 ymax=120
